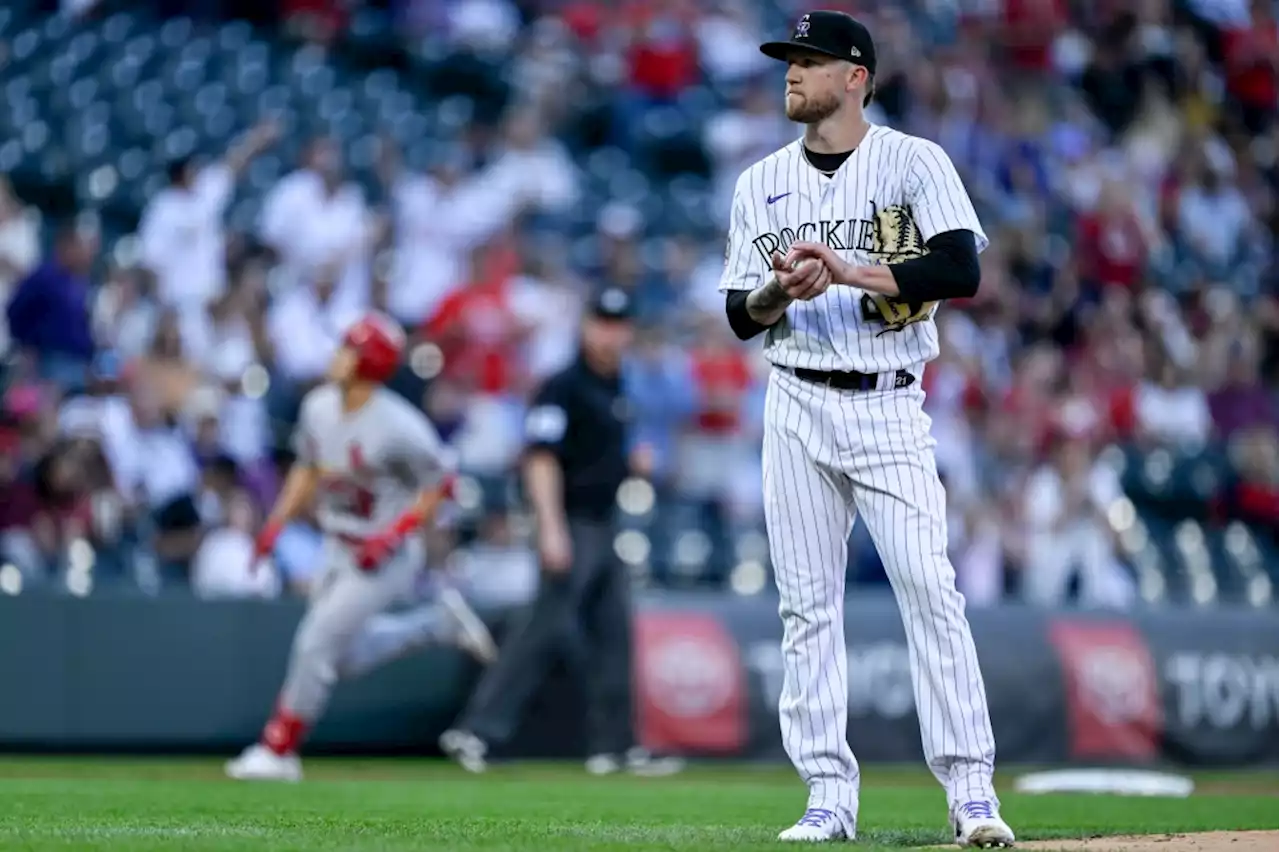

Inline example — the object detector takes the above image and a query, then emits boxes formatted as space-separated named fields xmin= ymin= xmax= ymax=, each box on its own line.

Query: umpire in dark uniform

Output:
xmin=440 ymin=288 xmax=683 ymax=776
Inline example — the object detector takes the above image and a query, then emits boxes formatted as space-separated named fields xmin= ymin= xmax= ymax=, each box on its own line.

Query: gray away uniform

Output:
xmin=277 ymin=384 xmax=457 ymax=721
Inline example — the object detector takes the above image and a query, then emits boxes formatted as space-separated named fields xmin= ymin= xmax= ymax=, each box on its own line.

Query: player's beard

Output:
xmin=785 ymin=89 xmax=841 ymax=124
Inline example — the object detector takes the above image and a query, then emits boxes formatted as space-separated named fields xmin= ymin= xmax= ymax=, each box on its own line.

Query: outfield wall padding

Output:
xmin=0 ymin=593 xmax=1273 ymax=765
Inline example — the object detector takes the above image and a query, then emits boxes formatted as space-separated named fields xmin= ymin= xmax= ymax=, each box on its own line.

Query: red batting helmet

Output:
xmin=342 ymin=312 xmax=405 ymax=383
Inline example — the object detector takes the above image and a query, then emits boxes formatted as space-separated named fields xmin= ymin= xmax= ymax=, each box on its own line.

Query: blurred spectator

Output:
xmin=1208 ymin=341 xmax=1277 ymax=439
xmin=950 ymin=502 xmax=1008 ymax=609
xmin=131 ymin=381 xmax=203 ymax=573
xmin=131 ymin=310 xmax=202 ymax=419
xmin=1226 ymin=426 xmax=1279 ymax=529
xmin=19 ymin=440 xmax=96 ymax=582
xmin=607 ymin=0 xmax=702 ymax=148
xmin=1076 ymin=180 xmax=1154 ymax=291
xmin=1134 ymin=354 xmax=1212 ymax=451
xmin=137 ymin=121 xmax=280 ymax=316
xmin=92 ymin=265 xmax=160 ymax=362
xmin=1020 ymin=436 xmax=1134 ymax=608
xmin=183 ymin=277 xmax=262 ymax=386
xmin=0 ymin=425 xmax=42 ymax=578
xmin=623 ymin=0 xmax=700 ymax=101
xmin=191 ymin=475 xmax=277 ymax=599
xmin=379 ymin=138 xmax=523 ymax=328
xmin=266 ymin=271 xmax=362 ymax=387
xmin=5 ymin=222 xmax=99 ymax=391
xmin=510 ymin=18 xmax=580 ymax=115
xmin=427 ymin=245 xmax=530 ymax=475
xmin=670 ymin=312 xmax=761 ymax=577
xmin=925 ymin=318 xmax=987 ymax=506
xmin=486 ymin=105 xmax=582 ymax=216
xmin=1000 ymin=0 xmax=1070 ymax=79
xmin=693 ymin=0 xmax=770 ymax=87
xmin=508 ymin=239 xmax=584 ymax=384
xmin=704 ymin=77 xmax=793 ymax=219
xmin=57 ymin=351 xmax=145 ymax=505
xmin=1080 ymin=15 xmax=1147 ymax=136
xmin=1220 ymin=0 xmax=1277 ymax=134
xmin=0 ymin=176 xmax=39 ymax=354
xmin=259 ymin=137 xmax=373 ymax=310
xmin=1175 ymin=158 xmax=1253 ymax=275
xmin=424 ymin=241 xmax=528 ymax=398
xmin=625 ymin=323 xmax=696 ymax=489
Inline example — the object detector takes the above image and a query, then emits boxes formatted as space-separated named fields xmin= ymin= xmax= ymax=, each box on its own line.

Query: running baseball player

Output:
xmin=226 ymin=312 xmax=496 ymax=782
xmin=721 ymin=11 xmax=1015 ymax=847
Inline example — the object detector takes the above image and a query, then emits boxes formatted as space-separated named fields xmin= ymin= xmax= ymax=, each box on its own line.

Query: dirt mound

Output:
xmin=1016 ymin=830 xmax=1278 ymax=852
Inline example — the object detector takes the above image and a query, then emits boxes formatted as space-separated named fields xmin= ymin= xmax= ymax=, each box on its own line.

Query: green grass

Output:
xmin=0 ymin=758 xmax=1273 ymax=851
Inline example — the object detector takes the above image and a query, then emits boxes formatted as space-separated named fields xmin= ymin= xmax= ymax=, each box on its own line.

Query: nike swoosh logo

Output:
xmin=767 ymin=192 xmax=791 ymax=204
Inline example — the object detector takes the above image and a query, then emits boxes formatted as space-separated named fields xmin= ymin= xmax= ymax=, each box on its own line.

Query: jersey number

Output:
xmin=323 ymin=480 xmax=375 ymax=519
xmin=859 ymin=294 xmax=937 ymax=333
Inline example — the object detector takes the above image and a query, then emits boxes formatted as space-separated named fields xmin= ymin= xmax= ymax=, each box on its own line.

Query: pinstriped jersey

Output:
xmin=719 ymin=125 xmax=988 ymax=374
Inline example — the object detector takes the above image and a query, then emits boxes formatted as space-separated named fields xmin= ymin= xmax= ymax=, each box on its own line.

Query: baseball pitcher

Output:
xmin=720 ymin=11 xmax=1015 ymax=847
xmin=226 ymin=312 xmax=496 ymax=782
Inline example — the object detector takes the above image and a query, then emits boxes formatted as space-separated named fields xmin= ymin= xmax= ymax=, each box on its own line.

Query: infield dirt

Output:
xmin=1015 ymin=830 xmax=1279 ymax=852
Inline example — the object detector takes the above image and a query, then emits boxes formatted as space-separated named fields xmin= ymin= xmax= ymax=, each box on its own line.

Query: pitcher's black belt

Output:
xmin=790 ymin=367 xmax=915 ymax=392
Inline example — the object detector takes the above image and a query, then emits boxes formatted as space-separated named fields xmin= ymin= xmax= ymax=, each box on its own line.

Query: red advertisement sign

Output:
xmin=1048 ymin=621 xmax=1163 ymax=761
xmin=634 ymin=611 xmax=746 ymax=754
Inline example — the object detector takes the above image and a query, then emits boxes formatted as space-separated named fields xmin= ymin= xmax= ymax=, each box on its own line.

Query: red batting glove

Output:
xmin=354 ymin=530 xmax=397 ymax=572
xmin=355 ymin=506 xmax=426 ymax=572
xmin=250 ymin=519 xmax=283 ymax=575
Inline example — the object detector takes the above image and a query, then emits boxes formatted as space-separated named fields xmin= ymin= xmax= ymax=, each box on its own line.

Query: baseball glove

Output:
xmin=862 ymin=204 xmax=937 ymax=332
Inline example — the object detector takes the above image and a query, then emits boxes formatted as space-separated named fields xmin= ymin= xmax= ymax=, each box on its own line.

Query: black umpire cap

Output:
xmin=588 ymin=287 xmax=635 ymax=321
xmin=760 ymin=10 xmax=877 ymax=74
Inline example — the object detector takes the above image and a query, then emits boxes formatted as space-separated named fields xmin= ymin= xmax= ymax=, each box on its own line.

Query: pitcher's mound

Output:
xmin=1014 ymin=830 xmax=1278 ymax=852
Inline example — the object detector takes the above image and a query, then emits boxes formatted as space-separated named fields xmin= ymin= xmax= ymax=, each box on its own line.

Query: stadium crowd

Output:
xmin=0 ymin=0 xmax=1275 ymax=608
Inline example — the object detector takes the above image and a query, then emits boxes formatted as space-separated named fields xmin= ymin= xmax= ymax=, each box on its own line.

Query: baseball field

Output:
xmin=0 ymin=758 xmax=1273 ymax=852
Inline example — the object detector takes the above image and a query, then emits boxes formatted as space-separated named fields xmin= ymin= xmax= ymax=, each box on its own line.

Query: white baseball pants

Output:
xmin=762 ymin=367 xmax=998 ymax=833
xmin=279 ymin=537 xmax=448 ymax=720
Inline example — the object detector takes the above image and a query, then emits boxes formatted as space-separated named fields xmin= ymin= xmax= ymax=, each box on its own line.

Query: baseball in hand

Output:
xmin=791 ymin=257 xmax=818 ymax=272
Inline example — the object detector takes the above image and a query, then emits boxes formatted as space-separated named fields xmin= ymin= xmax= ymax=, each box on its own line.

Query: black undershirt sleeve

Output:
xmin=889 ymin=229 xmax=981 ymax=303
xmin=725 ymin=289 xmax=774 ymax=341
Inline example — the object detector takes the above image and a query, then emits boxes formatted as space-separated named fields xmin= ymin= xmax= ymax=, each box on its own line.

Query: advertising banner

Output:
xmin=632 ymin=594 xmax=1276 ymax=767
xmin=0 ymin=593 xmax=1272 ymax=765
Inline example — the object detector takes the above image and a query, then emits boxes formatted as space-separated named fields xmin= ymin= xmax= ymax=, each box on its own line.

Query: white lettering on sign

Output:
xmin=1165 ymin=653 xmax=1279 ymax=730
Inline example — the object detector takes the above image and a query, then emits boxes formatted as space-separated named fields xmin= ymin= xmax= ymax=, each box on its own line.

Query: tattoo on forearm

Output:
xmin=747 ymin=277 xmax=793 ymax=317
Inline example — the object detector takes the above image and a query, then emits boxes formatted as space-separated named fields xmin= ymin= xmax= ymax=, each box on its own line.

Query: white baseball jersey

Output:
xmin=292 ymin=385 xmax=455 ymax=538
xmin=719 ymin=125 xmax=988 ymax=374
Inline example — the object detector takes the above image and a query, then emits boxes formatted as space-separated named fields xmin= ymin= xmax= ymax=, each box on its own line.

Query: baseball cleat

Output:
xmin=953 ymin=801 xmax=1015 ymax=848
xmin=439 ymin=728 xmax=489 ymax=773
xmin=438 ymin=588 xmax=498 ymax=664
xmin=585 ymin=747 xmax=685 ymax=777
xmin=778 ymin=808 xmax=851 ymax=842
xmin=224 ymin=744 xmax=303 ymax=782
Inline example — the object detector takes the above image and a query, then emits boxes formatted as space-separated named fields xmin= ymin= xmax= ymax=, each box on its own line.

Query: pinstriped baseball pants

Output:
xmin=762 ymin=367 xmax=998 ymax=833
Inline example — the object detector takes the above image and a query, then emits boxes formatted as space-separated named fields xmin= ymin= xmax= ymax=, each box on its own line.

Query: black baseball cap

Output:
xmin=589 ymin=287 xmax=635 ymax=321
xmin=760 ymin=10 xmax=877 ymax=74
